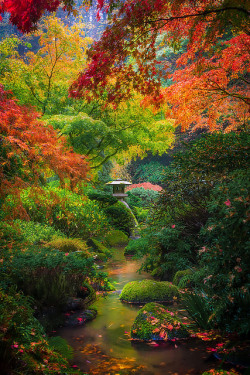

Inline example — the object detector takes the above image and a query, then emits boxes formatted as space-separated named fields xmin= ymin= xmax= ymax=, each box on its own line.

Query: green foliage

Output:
xmin=1 ymin=245 xmax=96 ymax=309
xmin=87 ymin=238 xmax=112 ymax=260
xmin=181 ymin=291 xmax=214 ymax=330
xmin=0 ymin=289 xmax=74 ymax=375
xmin=47 ymin=336 xmax=73 ymax=360
xmin=120 ymin=279 xmax=179 ymax=303
xmin=124 ymin=237 xmax=148 ymax=256
xmin=132 ymin=161 xmax=166 ymax=184
xmin=104 ymin=229 xmax=129 ymax=247
xmin=47 ymin=237 xmax=89 ymax=255
xmin=127 ymin=187 xmax=159 ymax=208
xmin=197 ymin=170 xmax=250 ymax=334
xmin=88 ymin=190 xmax=118 ymax=207
xmin=131 ymin=302 xmax=189 ymax=341
xmin=172 ymin=269 xmax=193 ymax=286
xmin=132 ymin=132 xmax=250 ymax=334
xmin=133 ymin=207 xmax=149 ymax=224
xmin=14 ymin=220 xmax=66 ymax=244
xmin=3 ymin=186 xmax=110 ymax=240
xmin=104 ymin=202 xmax=134 ymax=235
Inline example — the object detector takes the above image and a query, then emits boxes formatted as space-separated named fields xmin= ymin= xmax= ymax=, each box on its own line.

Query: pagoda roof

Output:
xmin=106 ymin=179 xmax=132 ymax=185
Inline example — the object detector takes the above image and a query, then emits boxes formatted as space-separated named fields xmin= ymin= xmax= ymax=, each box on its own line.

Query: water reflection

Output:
xmin=57 ymin=250 xmax=216 ymax=374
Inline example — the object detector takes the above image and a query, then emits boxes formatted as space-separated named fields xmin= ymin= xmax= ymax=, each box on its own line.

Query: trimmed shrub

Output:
xmin=120 ymin=279 xmax=179 ymax=303
xmin=104 ymin=202 xmax=134 ymax=235
xmin=46 ymin=237 xmax=90 ymax=255
xmin=88 ymin=190 xmax=118 ymax=207
xmin=131 ymin=302 xmax=189 ymax=341
xmin=105 ymin=229 xmax=129 ymax=247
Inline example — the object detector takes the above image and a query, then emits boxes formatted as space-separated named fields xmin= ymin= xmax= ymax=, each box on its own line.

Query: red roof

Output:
xmin=126 ymin=182 xmax=163 ymax=192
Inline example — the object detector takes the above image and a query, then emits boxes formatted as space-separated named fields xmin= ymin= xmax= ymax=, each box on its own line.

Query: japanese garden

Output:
xmin=0 ymin=1 xmax=249 ymax=374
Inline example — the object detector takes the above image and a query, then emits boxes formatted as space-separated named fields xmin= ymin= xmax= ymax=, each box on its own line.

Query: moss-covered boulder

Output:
xmin=131 ymin=302 xmax=189 ymax=341
xmin=173 ymin=269 xmax=193 ymax=286
xmin=120 ymin=279 xmax=179 ymax=303
xmin=105 ymin=229 xmax=129 ymax=247
xmin=87 ymin=238 xmax=111 ymax=261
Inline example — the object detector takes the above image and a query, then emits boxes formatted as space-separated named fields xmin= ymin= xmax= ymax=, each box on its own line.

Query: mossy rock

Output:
xmin=120 ymin=279 xmax=179 ymax=303
xmin=173 ymin=269 xmax=193 ymax=286
xmin=104 ymin=229 xmax=129 ymax=247
xmin=131 ymin=302 xmax=189 ymax=341
xmin=87 ymin=238 xmax=112 ymax=260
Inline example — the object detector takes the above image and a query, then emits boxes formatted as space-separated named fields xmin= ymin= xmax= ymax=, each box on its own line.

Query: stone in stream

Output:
xmin=131 ymin=302 xmax=189 ymax=341
xmin=120 ymin=279 xmax=180 ymax=303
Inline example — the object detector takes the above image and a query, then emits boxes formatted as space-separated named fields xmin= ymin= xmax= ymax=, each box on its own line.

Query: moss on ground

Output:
xmin=131 ymin=302 xmax=189 ymax=341
xmin=120 ymin=279 xmax=179 ymax=303
xmin=104 ymin=229 xmax=129 ymax=247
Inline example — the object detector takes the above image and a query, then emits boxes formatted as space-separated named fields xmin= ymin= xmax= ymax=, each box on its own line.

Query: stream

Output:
xmin=57 ymin=248 xmax=217 ymax=375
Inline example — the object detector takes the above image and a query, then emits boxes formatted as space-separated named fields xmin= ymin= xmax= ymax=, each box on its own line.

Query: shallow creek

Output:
xmin=57 ymin=248 xmax=217 ymax=375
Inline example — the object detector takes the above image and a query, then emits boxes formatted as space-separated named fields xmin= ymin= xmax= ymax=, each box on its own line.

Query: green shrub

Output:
xmin=181 ymin=291 xmax=214 ymax=330
xmin=132 ymin=161 xmax=166 ymax=184
xmin=104 ymin=229 xmax=129 ymax=247
xmin=131 ymin=302 xmax=189 ymax=341
xmin=14 ymin=220 xmax=66 ymax=244
xmin=1 ymin=245 xmax=96 ymax=309
xmin=104 ymin=201 xmax=134 ymax=235
xmin=134 ymin=207 xmax=149 ymax=223
xmin=0 ymin=289 xmax=74 ymax=375
xmin=88 ymin=190 xmax=118 ymax=207
xmin=173 ymin=269 xmax=193 ymax=286
xmin=127 ymin=187 xmax=159 ymax=208
xmin=87 ymin=238 xmax=112 ymax=260
xmin=120 ymin=279 xmax=179 ymax=303
xmin=197 ymin=170 xmax=250 ymax=334
xmin=47 ymin=237 xmax=90 ymax=255
xmin=3 ymin=186 xmax=110 ymax=240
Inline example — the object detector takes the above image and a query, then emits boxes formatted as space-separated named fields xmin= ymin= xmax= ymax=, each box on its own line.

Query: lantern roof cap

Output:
xmin=106 ymin=178 xmax=132 ymax=185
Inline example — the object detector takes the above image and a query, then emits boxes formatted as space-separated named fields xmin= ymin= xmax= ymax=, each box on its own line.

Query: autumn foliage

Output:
xmin=0 ymin=85 xmax=89 ymax=198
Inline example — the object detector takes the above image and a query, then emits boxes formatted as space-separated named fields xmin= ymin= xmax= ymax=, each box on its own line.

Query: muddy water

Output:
xmin=57 ymin=249 xmax=216 ymax=375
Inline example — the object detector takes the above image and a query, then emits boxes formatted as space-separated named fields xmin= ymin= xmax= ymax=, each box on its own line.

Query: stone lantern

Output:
xmin=106 ymin=178 xmax=132 ymax=201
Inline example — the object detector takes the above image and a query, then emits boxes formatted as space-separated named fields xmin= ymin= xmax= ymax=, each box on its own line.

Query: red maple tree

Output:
xmin=0 ymin=85 xmax=89 ymax=199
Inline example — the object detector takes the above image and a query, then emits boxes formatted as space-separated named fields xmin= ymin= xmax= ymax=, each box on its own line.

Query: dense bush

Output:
xmin=104 ymin=201 xmax=134 ymax=235
xmin=88 ymin=190 xmax=118 ymax=207
xmin=1 ymin=245 xmax=96 ymax=309
xmin=104 ymin=229 xmax=129 ymax=247
xmin=0 ymin=290 xmax=77 ymax=375
xmin=2 ymin=186 xmax=110 ymax=239
xmin=197 ymin=170 xmax=250 ymax=334
xmin=127 ymin=187 xmax=159 ymax=208
xmin=14 ymin=220 xmax=66 ymax=244
xmin=132 ymin=161 xmax=166 ymax=184
xmin=129 ymin=132 xmax=250 ymax=334
xmin=47 ymin=237 xmax=90 ymax=255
